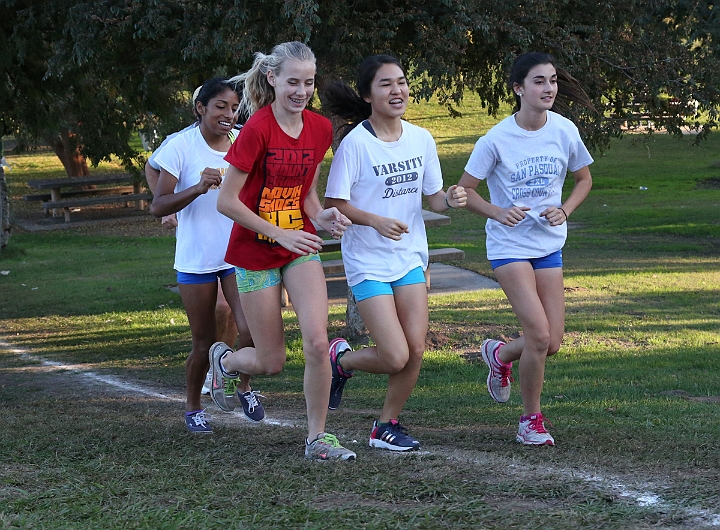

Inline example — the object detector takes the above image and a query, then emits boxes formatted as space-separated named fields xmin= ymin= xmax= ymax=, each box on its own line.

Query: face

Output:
xmin=267 ymin=59 xmax=316 ymax=115
xmin=364 ymin=63 xmax=408 ymax=119
xmin=514 ymin=63 xmax=557 ymax=112
xmin=196 ymin=88 xmax=239 ymax=136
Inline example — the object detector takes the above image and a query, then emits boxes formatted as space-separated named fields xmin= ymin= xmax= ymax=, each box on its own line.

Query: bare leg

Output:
xmin=493 ymin=263 xmax=565 ymax=415
xmin=379 ymin=284 xmax=427 ymax=422
xmin=215 ymin=281 xmax=238 ymax=347
xmin=178 ymin=281 xmax=218 ymax=412
xmin=282 ymin=260 xmax=332 ymax=441
xmin=219 ymin=273 xmax=253 ymax=393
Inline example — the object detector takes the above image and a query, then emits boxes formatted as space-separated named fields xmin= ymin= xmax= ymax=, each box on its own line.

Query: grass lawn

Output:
xmin=1 ymin=96 xmax=719 ymax=529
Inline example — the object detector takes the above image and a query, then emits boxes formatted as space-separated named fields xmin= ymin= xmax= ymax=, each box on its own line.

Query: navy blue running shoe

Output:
xmin=369 ymin=420 xmax=420 ymax=451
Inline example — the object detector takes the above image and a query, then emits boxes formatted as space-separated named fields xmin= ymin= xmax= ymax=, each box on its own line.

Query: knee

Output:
xmin=527 ymin=329 xmax=551 ymax=356
xmin=381 ymin=346 xmax=410 ymax=374
xmin=215 ymin=301 xmax=232 ymax=321
xmin=547 ymin=339 xmax=562 ymax=356
xmin=302 ymin=335 xmax=329 ymax=364
xmin=260 ymin=352 xmax=286 ymax=376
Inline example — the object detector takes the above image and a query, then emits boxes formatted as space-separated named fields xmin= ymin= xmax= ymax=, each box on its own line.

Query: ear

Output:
xmin=195 ymin=101 xmax=205 ymax=116
xmin=266 ymin=70 xmax=276 ymax=87
xmin=512 ymin=82 xmax=522 ymax=96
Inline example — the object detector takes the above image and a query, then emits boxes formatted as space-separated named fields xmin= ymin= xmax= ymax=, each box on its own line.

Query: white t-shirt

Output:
xmin=153 ymin=127 xmax=233 ymax=273
xmin=464 ymin=112 xmax=593 ymax=260
xmin=147 ymin=124 xmax=197 ymax=171
xmin=325 ymin=120 xmax=444 ymax=286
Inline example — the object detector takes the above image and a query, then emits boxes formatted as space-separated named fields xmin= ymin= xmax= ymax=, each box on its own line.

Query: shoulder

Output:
xmin=548 ymin=111 xmax=580 ymax=133
xmin=303 ymin=109 xmax=332 ymax=133
xmin=402 ymin=120 xmax=433 ymax=139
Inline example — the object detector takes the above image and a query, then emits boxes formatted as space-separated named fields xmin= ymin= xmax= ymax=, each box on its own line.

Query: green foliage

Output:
xmin=1 ymin=0 xmax=719 ymax=175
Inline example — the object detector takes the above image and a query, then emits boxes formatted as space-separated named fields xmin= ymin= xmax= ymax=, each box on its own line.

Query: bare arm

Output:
xmin=150 ymin=167 xmax=221 ymax=218
xmin=145 ymin=161 xmax=177 ymax=228
xmin=324 ymin=196 xmax=409 ymax=241
xmin=425 ymin=184 xmax=467 ymax=212
xmin=144 ymin=161 xmax=161 ymax=195
xmin=303 ymin=166 xmax=351 ymax=240
xmin=540 ymin=165 xmax=593 ymax=225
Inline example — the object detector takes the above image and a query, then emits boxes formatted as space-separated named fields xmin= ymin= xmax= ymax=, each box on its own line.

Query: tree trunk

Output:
xmin=0 ymin=167 xmax=10 ymax=250
xmin=46 ymin=128 xmax=90 ymax=178
xmin=344 ymin=287 xmax=367 ymax=340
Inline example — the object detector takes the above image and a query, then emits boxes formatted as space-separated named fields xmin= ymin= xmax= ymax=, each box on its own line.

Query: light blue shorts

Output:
xmin=235 ymin=254 xmax=321 ymax=293
xmin=351 ymin=266 xmax=426 ymax=302
xmin=490 ymin=249 xmax=563 ymax=271
xmin=177 ymin=268 xmax=234 ymax=285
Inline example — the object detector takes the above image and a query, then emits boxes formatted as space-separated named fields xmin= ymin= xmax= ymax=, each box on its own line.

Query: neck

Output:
xmin=368 ymin=114 xmax=402 ymax=142
xmin=514 ymin=108 xmax=548 ymax=132
xmin=199 ymin=124 xmax=231 ymax=151
xmin=271 ymin=101 xmax=304 ymax=138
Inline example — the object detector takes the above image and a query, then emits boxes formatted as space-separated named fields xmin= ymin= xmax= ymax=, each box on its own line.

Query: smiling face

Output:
xmin=267 ymin=59 xmax=316 ymax=117
xmin=514 ymin=63 xmax=557 ymax=113
xmin=196 ymin=87 xmax=239 ymax=137
xmin=364 ymin=62 xmax=408 ymax=120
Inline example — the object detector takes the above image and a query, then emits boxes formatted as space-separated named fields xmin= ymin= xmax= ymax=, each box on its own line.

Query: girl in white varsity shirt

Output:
xmin=322 ymin=54 xmax=467 ymax=452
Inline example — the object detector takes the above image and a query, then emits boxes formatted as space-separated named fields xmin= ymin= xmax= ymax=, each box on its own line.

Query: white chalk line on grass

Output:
xmin=2 ymin=339 xmax=719 ymax=526
xmin=0 ymin=340 xmax=297 ymax=428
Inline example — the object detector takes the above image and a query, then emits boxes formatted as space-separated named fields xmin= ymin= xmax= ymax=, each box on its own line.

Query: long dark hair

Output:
xmin=510 ymin=52 xmax=595 ymax=115
xmin=321 ymin=54 xmax=406 ymax=139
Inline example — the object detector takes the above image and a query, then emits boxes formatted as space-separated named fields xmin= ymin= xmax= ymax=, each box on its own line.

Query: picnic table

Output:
xmin=25 ymin=173 xmax=152 ymax=222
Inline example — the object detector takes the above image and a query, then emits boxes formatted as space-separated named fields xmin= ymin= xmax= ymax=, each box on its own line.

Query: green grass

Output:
xmin=1 ymin=101 xmax=719 ymax=529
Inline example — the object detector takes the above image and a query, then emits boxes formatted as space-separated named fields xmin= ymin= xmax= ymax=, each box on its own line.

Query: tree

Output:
xmin=1 ymin=0 xmax=718 ymax=179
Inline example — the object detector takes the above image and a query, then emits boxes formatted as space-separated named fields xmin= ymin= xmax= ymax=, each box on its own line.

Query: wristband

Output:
xmin=559 ymin=207 xmax=568 ymax=220
xmin=444 ymin=193 xmax=455 ymax=209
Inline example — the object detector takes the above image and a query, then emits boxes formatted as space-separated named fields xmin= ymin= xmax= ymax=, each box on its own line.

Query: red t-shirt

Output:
xmin=224 ymin=105 xmax=332 ymax=270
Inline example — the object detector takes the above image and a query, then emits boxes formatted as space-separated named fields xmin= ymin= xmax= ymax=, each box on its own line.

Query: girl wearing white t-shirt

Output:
xmin=151 ymin=78 xmax=259 ymax=433
xmin=459 ymin=52 xmax=594 ymax=446
xmin=322 ymin=55 xmax=467 ymax=451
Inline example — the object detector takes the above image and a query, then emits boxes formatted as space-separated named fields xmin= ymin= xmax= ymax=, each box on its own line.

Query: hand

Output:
xmin=495 ymin=205 xmax=531 ymax=227
xmin=373 ymin=216 xmax=409 ymax=241
xmin=446 ymin=185 xmax=467 ymax=209
xmin=541 ymin=206 xmax=567 ymax=226
xmin=316 ymin=207 xmax=352 ymax=240
xmin=274 ymin=229 xmax=324 ymax=255
xmin=161 ymin=213 xmax=178 ymax=229
xmin=195 ymin=167 xmax=223 ymax=194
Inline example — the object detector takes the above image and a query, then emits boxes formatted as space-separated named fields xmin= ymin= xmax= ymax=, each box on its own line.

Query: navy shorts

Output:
xmin=490 ymin=249 xmax=563 ymax=271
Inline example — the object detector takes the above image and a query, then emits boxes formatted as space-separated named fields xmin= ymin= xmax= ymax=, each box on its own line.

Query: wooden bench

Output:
xmin=23 ymin=185 xmax=136 ymax=202
xmin=27 ymin=173 xmax=149 ymax=222
xmin=43 ymin=193 xmax=153 ymax=223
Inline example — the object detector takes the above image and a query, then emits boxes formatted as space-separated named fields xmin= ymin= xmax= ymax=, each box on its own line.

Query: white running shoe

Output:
xmin=481 ymin=339 xmax=513 ymax=403
xmin=516 ymin=413 xmax=555 ymax=446
xmin=201 ymin=368 xmax=212 ymax=395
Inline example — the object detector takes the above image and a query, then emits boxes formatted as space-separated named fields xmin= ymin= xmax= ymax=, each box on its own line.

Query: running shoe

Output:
xmin=481 ymin=339 xmax=513 ymax=403
xmin=516 ymin=413 xmax=555 ymax=446
xmin=328 ymin=338 xmax=353 ymax=410
xmin=305 ymin=432 xmax=357 ymax=461
xmin=369 ymin=419 xmax=420 ymax=451
xmin=239 ymin=389 xmax=265 ymax=422
xmin=209 ymin=342 xmax=239 ymax=412
xmin=201 ymin=368 xmax=212 ymax=395
xmin=185 ymin=409 xmax=212 ymax=433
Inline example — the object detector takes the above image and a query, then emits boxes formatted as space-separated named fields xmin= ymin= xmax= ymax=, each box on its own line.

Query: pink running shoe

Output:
xmin=328 ymin=338 xmax=353 ymax=410
xmin=516 ymin=413 xmax=555 ymax=446
xmin=481 ymin=339 xmax=513 ymax=403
